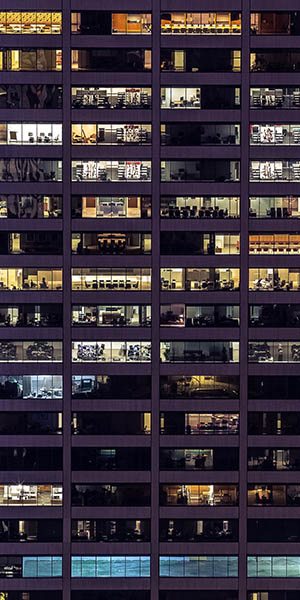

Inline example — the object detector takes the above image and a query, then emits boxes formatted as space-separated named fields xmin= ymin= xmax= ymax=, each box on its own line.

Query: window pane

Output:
xmin=169 ymin=556 xmax=184 ymax=576
xmin=257 ymin=556 xmax=271 ymax=577
xmin=82 ymin=556 xmax=96 ymax=577
xmin=125 ymin=556 xmax=139 ymax=577
xmin=287 ymin=556 xmax=300 ymax=577
xmin=184 ymin=556 xmax=198 ymax=576
xmin=111 ymin=556 xmax=125 ymax=577
xmin=71 ymin=557 xmax=81 ymax=577
xmin=37 ymin=556 xmax=52 ymax=577
xmin=96 ymin=556 xmax=110 ymax=577
xmin=23 ymin=557 xmax=37 ymax=577
xmin=199 ymin=556 xmax=213 ymax=577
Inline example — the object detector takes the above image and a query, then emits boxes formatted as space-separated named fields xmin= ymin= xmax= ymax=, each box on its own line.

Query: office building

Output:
xmin=0 ymin=2 xmax=300 ymax=600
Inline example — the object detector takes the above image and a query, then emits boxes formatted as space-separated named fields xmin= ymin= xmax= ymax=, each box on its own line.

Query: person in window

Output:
xmin=26 ymin=84 xmax=40 ymax=108
xmin=177 ymin=491 xmax=188 ymax=504
xmin=37 ymin=50 xmax=48 ymax=71
xmin=76 ymin=239 xmax=83 ymax=254
xmin=40 ymin=277 xmax=48 ymax=289
xmin=195 ymin=454 xmax=206 ymax=469
xmin=222 ymin=346 xmax=228 ymax=362
xmin=6 ymin=86 xmax=20 ymax=108
xmin=126 ymin=50 xmax=144 ymax=71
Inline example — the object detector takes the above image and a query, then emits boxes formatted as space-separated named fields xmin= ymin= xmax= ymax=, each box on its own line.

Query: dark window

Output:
xmin=71 ymin=484 xmax=151 ymax=506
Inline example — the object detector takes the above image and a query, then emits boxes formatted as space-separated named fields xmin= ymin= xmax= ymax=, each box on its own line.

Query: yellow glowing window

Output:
xmin=56 ymin=50 xmax=62 ymax=70
xmin=0 ymin=13 xmax=6 ymax=33
xmin=143 ymin=413 xmax=151 ymax=433
xmin=0 ymin=12 xmax=62 ymax=34
xmin=11 ymin=50 xmax=20 ymax=71
xmin=233 ymin=50 xmax=241 ymax=71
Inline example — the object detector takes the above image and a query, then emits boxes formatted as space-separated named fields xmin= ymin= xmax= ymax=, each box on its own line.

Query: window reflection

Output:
xmin=248 ymin=556 xmax=300 ymax=578
xmin=0 ymin=85 xmax=62 ymax=109
xmin=0 ymin=49 xmax=62 ymax=71
xmin=160 ymin=556 xmax=238 ymax=577
xmin=0 ymin=195 xmax=62 ymax=218
xmin=71 ymin=555 xmax=150 ymax=578
xmin=0 ymin=556 xmax=62 ymax=578
xmin=0 ymin=159 xmax=62 ymax=182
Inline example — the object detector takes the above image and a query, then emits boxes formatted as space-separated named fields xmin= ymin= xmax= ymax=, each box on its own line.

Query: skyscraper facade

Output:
xmin=0 ymin=1 xmax=300 ymax=599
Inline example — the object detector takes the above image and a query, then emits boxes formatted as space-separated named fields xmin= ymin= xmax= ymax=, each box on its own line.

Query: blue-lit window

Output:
xmin=22 ymin=556 xmax=62 ymax=577
xmin=159 ymin=556 xmax=238 ymax=577
xmin=248 ymin=556 xmax=300 ymax=577
xmin=71 ymin=556 xmax=150 ymax=577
